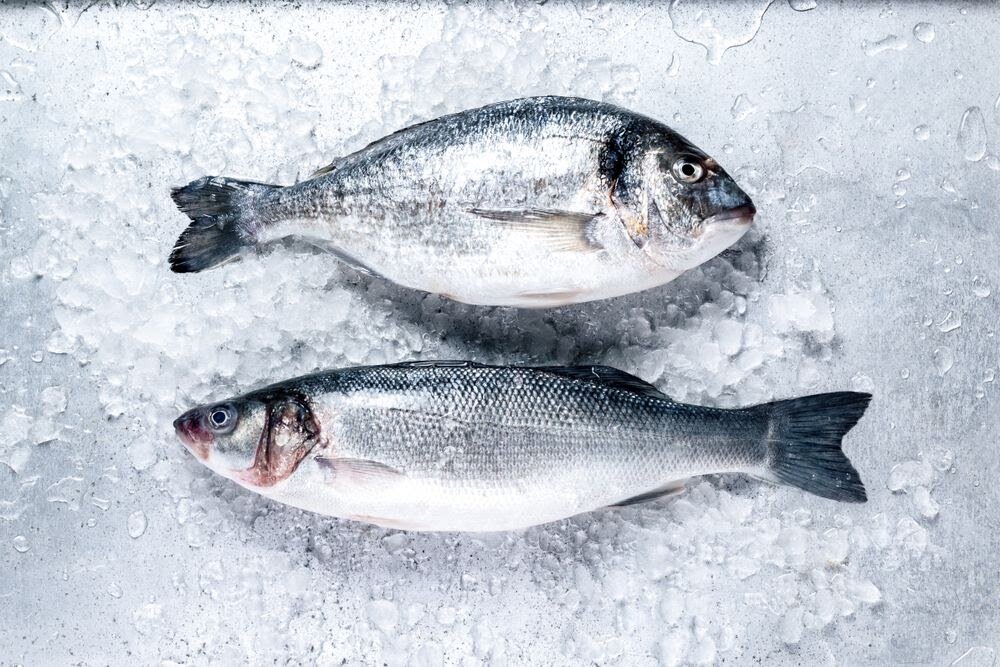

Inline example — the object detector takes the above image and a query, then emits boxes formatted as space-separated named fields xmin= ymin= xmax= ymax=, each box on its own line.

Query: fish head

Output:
xmin=174 ymin=392 xmax=320 ymax=488
xmin=628 ymin=133 xmax=755 ymax=270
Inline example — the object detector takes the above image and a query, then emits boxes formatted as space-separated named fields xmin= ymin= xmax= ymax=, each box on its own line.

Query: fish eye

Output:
xmin=208 ymin=405 xmax=235 ymax=432
xmin=672 ymin=158 xmax=706 ymax=184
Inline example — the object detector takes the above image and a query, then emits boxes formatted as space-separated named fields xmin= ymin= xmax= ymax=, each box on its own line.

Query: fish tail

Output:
xmin=756 ymin=392 xmax=871 ymax=503
xmin=169 ymin=176 xmax=280 ymax=273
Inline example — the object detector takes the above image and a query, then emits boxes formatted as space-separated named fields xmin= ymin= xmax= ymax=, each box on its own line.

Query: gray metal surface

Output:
xmin=1 ymin=1 xmax=997 ymax=665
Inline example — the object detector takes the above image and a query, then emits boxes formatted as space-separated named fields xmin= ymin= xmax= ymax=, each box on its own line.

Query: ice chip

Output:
xmin=367 ymin=600 xmax=399 ymax=635
xmin=288 ymin=37 xmax=324 ymax=69
xmin=40 ymin=386 xmax=67 ymax=416
xmin=127 ymin=510 xmax=148 ymax=538
xmin=886 ymin=459 xmax=934 ymax=492
xmin=911 ymin=487 xmax=940 ymax=519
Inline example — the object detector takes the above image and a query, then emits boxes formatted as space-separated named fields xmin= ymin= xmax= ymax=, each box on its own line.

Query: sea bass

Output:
xmin=169 ymin=96 xmax=755 ymax=307
xmin=173 ymin=362 xmax=870 ymax=532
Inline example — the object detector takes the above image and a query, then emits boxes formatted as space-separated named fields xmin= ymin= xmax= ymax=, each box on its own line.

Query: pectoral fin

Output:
xmin=468 ymin=207 xmax=604 ymax=253
xmin=316 ymin=457 xmax=404 ymax=485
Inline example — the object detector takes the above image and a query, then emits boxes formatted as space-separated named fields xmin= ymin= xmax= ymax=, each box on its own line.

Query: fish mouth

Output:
xmin=174 ymin=411 xmax=213 ymax=461
xmin=705 ymin=203 xmax=756 ymax=227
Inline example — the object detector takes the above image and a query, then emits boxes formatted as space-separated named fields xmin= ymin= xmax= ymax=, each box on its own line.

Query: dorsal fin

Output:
xmin=307 ymin=115 xmax=444 ymax=180
xmin=308 ymin=159 xmax=341 ymax=179
xmin=389 ymin=360 xmax=491 ymax=369
xmin=536 ymin=365 xmax=668 ymax=399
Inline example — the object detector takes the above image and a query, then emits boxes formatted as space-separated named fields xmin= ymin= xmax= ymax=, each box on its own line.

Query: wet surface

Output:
xmin=1 ymin=1 xmax=997 ymax=664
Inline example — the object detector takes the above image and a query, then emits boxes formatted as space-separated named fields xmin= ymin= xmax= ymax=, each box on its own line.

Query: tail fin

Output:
xmin=169 ymin=176 xmax=278 ymax=273
xmin=756 ymin=392 xmax=871 ymax=503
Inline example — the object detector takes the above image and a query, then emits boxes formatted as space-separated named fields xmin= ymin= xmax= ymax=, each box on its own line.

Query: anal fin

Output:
xmin=296 ymin=239 xmax=385 ymax=279
xmin=608 ymin=480 xmax=688 ymax=508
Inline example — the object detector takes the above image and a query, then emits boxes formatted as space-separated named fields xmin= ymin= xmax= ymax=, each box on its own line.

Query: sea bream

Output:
xmin=173 ymin=362 xmax=870 ymax=532
xmin=168 ymin=96 xmax=755 ymax=307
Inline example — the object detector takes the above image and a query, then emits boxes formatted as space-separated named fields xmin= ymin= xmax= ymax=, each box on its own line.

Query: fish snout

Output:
xmin=174 ymin=409 xmax=214 ymax=461
xmin=705 ymin=203 xmax=756 ymax=228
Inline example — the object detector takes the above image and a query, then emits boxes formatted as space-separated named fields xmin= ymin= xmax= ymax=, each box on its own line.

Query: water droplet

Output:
xmin=668 ymin=2 xmax=773 ymax=65
xmin=730 ymin=94 xmax=757 ymax=121
xmin=914 ymin=125 xmax=930 ymax=141
xmin=863 ymin=34 xmax=907 ymax=57
xmin=957 ymin=107 xmax=988 ymax=162
xmin=937 ymin=311 xmax=962 ymax=333
xmin=939 ymin=177 xmax=959 ymax=194
xmin=951 ymin=646 xmax=996 ymax=667
xmin=666 ymin=52 xmax=680 ymax=77
xmin=788 ymin=0 xmax=817 ymax=11
xmin=127 ymin=510 xmax=148 ymax=538
xmin=30 ymin=351 xmax=43 ymax=363
xmin=984 ymin=369 xmax=995 ymax=384
xmin=913 ymin=23 xmax=935 ymax=44
xmin=851 ymin=373 xmax=875 ymax=393
xmin=108 ymin=582 xmax=123 ymax=598
xmin=0 ymin=71 xmax=24 ymax=103
xmin=11 ymin=534 xmax=30 ymax=553
xmin=933 ymin=347 xmax=954 ymax=376
xmin=944 ymin=628 xmax=957 ymax=644
xmin=900 ymin=368 xmax=910 ymax=379
xmin=895 ymin=167 xmax=912 ymax=181
xmin=46 ymin=476 xmax=85 ymax=511
xmin=892 ymin=182 xmax=907 ymax=196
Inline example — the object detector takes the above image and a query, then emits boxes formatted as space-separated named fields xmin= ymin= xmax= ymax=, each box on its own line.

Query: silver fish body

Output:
xmin=174 ymin=362 xmax=870 ymax=532
xmin=169 ymin=97 xmax=755 ymax=307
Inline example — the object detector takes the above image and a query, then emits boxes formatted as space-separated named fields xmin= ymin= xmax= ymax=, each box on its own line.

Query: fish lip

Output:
xmin=174 ymin=412 xmax=213 ymax=461
xmin=705 ymin=203 xmax=756 ymax=227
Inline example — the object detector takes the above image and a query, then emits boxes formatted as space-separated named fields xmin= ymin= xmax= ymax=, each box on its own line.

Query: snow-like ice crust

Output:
xmin=1 ymin=1 xmax=996 ymax=665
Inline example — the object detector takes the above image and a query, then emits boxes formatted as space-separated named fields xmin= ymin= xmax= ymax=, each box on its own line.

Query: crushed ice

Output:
xmin=0 ymin=2 xmax=975 ymax=664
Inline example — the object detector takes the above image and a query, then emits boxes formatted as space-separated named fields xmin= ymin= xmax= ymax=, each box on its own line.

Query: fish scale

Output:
xmin=174 ymin=362 xmax=871 ymax=531
xmin=168 ymin=97 xmax=756 ymax=307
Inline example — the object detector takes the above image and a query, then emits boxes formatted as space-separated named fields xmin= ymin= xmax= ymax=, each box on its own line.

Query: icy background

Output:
xmin=1 ymin=1 xmax=997 ymax=664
